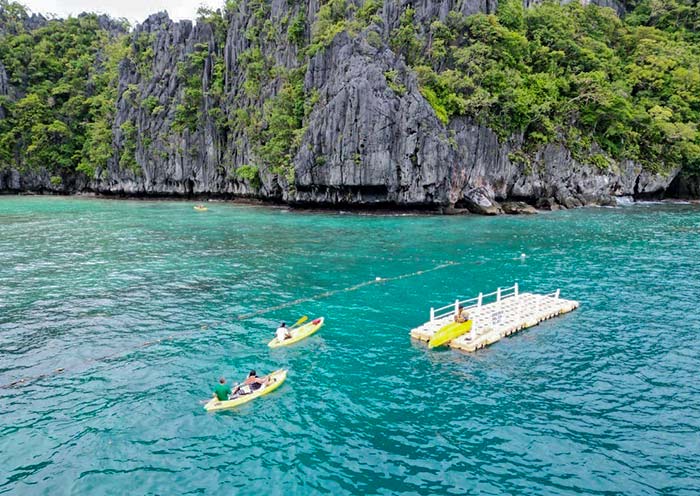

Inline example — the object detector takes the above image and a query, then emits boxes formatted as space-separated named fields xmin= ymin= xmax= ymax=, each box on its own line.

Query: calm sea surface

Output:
xmin=1 ymin=196 xmax=699 ymax=494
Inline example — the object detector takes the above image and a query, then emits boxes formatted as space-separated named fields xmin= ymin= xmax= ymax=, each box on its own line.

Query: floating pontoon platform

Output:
xmin=410 ymin=284 xmax=579 ymax=352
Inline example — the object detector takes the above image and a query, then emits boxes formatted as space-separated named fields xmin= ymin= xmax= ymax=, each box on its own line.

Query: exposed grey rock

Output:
xmin=502 ymin=201 xmax=537 ymax=214
xmin=0 ymin=168 xmax=20 ymax=190
xmin=0 ymin=167 xmax=86 ymax=193
xmin=22 ymin=13 xmax=47 ymax=31
xmin=0 ymin=62 xmax=8 ymax=96
xmin=80 ymin=13 xmax=128 ymax=35
xmin=580 ymin=0 xmax=626 ymax=16
xmin=637 ymin=167 xmax=680 ymax=197
xmin=563 ymin=196 xmax=582 ymax=209
xmin=294 ymin=31 xmax=678 ymax=211
xmin=524 ymin=0 xmax=626 ymax=16
xmin=382 ymin=0 xmax=496 ymax=37
xmin=535 ymin=197 xmax=560 ymax=210
xmin=0 ymin=8 xmax=46 ymax=36
xmin=0 ymin=1 xmax=691 ymax=212
xmin=667 ymin=173 xmax=700 ymax=199
xmin=0 ymin=61 xmax=8 ymax=119
xmin=462 ymin=187 xmax=502 ymax=215
xmin=296 ymin=31 xmax=454 ymax=206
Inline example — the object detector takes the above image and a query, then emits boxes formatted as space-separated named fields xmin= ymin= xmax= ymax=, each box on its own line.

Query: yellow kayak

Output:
xmin=268 ymin=317 xmax=324 ymax=348
xmin=428 ymin=320 xmax=473 ymax=348
xmin=203 ymin=369 xmax=287 ymax=412
xmin=193 ymin=205 xmax=208 ymax=212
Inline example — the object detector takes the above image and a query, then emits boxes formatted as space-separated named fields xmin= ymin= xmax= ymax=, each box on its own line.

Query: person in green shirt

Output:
xmin=213 ymin=377 xmax=232 ymax=401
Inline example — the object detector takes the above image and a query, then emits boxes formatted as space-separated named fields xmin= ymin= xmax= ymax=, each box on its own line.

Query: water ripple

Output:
xmin=0 ymin=197 xmax=699 ymax=494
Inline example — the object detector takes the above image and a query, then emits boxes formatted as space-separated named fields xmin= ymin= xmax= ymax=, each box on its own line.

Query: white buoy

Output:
xmin=520 ymin=253 xmax=527 ymax=259
xmin=375 ymin=277 xmax=381 ymax=281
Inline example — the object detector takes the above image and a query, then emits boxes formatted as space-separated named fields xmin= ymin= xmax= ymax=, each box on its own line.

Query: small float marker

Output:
xmin=375 ymin=277 xmax=382 ymax=281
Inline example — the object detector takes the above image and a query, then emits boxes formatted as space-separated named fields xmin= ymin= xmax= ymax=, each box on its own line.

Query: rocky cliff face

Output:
xmin=95 ymin=14 xmax=220 ymax=196
xmin=294 ymin=28 xmax=676 ymax=212
xmin=0 ymin=61 xmax=8 ymax=119
xmin=0 ymin=0 xmax=685 ymax=212
xmin=524 ymin=0 xmax=625 ymax=16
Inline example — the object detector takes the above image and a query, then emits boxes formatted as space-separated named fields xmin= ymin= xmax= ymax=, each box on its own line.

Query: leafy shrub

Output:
xmin=173 ymin=44 xmax=208 ymax=131
xmin=235 ymin=164 xmax=261 ymax=188
xmin=357 ymin=0 xmax=381 ymax=25
xmin=589 ymin=153 xmax=611 ymax=170
xmin=141 ymin=96 xmax=159 ymax=113
xmin=257 ymin=69 xmax=307 ymax=179
xmin=288 ymin=11 xmax=306 ymax=47
xmin=389 ymin=7 xmax=422 ymax=65
xmin=118 ymin=121 xmax=139 ymax=172
xmin=384 ymin=70 xmax=407 ymax=96
xmin=308 ymin=0 xmax=358 ymax=56
xmin=399 ymin=0 xmax=700 ymax=173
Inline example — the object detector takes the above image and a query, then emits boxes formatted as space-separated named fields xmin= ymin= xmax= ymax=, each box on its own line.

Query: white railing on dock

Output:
xmin=412 ymin=286 xmax=579 ymax=352
xmin=544 ymin=289 xmax=560 ymax=299
xmin=429 ymin=283 xmax=522 ymax=322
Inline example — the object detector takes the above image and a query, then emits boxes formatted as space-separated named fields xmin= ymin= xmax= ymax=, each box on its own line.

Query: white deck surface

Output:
xmin=410 ymin=292 xmax=579 ymax=352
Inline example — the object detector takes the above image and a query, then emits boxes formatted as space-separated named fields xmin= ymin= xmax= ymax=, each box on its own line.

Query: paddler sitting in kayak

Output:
xmin=213 ymin=377 xmax=232 ymax=401
xmin=454 ymin=306 xmax=470 ymax=323
xmin=275 ymin=322 xmax=292 ymax=341
xmin=231 ymin=370 xmax=271 ymax=396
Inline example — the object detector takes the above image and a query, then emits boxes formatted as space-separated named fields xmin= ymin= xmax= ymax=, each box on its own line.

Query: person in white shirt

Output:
xmin=276 ymin=322 xmax=291 ymax=341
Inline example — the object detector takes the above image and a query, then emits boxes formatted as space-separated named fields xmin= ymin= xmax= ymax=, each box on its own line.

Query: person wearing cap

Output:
xmin=213 ymin=377 xmax=232 ymax=401
xmin=275 ymin=322 xmax=292 ymax=341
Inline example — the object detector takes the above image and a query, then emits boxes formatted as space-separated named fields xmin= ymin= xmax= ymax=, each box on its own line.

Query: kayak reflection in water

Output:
xmin=232 ymin=370 xmax=271 ymax=397
xmin=275 ymin=322 xmax=291 ymax=341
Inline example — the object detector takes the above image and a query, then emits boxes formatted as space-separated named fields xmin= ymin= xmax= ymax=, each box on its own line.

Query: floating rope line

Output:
xmin=233 ymin=261 xmax=460 ymax=321
xmin=0 ymin=260 xmax=461 ymax=390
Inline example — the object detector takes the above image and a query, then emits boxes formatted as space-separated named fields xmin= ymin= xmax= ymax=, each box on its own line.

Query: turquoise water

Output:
xmin=1 ymin=196 xmax=699 ymax=494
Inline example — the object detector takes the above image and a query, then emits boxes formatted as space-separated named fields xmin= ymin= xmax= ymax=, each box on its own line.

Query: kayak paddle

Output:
xmin=290 ymin=315 xmax=308 ymax=329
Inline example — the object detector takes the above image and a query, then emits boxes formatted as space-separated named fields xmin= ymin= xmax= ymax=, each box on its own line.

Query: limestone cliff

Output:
xmin=0 ymin=0 xmax=688 ymax=213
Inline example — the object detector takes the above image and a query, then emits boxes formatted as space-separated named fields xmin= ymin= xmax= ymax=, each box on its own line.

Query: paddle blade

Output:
xmin=292 ymin=315 xmax=308 ymax=328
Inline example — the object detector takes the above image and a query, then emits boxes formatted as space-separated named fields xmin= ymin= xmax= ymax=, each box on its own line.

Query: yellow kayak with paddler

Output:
xmin=203 ymin=369 xmax=287 ymax=412
xmin=193 ymin=205 xmax=208 ymax=212
xmin=268 ymin=317 xmax=325 ymax=348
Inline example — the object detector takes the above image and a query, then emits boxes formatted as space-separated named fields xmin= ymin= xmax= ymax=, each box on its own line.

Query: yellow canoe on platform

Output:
xmin=428 ymin=320 xmax=473 ymax=348
xmin=268 ymin=317 xmax=324 ymax=348
xmin=203 ymin=369 xmax=287 ymax=412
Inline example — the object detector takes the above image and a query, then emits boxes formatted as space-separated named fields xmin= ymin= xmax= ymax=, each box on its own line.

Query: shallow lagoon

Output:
xmin=1 ymin=197 xmax=699 ymax=494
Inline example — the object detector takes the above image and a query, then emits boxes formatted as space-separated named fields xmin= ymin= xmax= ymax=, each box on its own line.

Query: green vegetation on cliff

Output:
xmin=398 ymin=0 xmax=699 ymax=172
xmin=0 ymin=0 xmax=698 ymax=182
xmin=0 ymin=2 xmax=128 ymax=176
